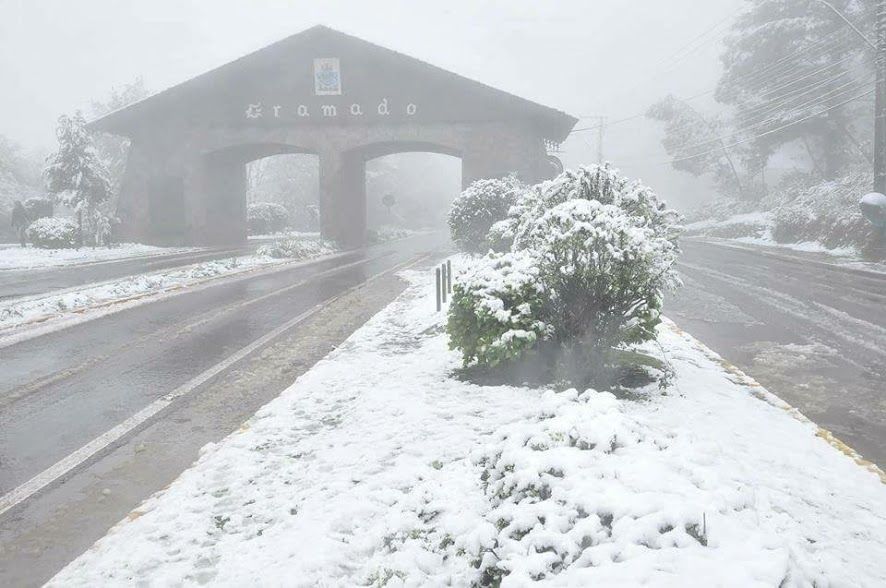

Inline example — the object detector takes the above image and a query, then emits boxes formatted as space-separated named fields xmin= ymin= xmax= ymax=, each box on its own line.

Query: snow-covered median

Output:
xmin=0 ymin=243 xmax=199 ymax=270
xmin=0 ymin=238 xmax=337 ymax=339
xmin=51 ymin=271 xmax=886 ymax=587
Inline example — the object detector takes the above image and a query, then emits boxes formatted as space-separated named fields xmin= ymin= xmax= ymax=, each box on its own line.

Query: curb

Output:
xmin=663 ymin=318 xmax=886 ymax=485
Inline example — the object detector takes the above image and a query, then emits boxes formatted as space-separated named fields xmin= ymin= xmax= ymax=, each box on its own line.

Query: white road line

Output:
xmin=0 ymin=253 xmax=430 ymax=517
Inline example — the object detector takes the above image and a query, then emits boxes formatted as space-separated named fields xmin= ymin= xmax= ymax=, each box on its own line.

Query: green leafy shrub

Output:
xmin=447 ymin=251 xmax=550 ymax=367
xmin=447 ymin=165 xmax=681 ymax=387
xmin=247 ymin=202 xmax=290 ymax=235
xmin=447 ymin=176 xmax=525 ymax=253
xmin=27 ymin=217 xmax=78 ymax=248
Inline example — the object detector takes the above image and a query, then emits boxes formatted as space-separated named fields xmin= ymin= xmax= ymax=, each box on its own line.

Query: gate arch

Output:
xmin=90 ymin=25 xmax=576 ymax=246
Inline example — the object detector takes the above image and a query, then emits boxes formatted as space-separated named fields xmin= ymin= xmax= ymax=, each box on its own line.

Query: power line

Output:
xmin=657 ymin=87 xmax=874 ymax=166
xmin=661 ymin=77 xmax=874 ymax=156
xmin=739 ymin=72 xmax=870 ymax=127
xmin=570 ymin=32 xmax=859 ymax=137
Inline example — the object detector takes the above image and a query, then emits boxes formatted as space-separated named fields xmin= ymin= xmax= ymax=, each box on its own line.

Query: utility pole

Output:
xmin=815 ymin=0 xmax=883 ymax=193
xmin=596 ymin=116 xmax=606 ymax=165
xmin=875 ymin=0 xmax=886 ymax=194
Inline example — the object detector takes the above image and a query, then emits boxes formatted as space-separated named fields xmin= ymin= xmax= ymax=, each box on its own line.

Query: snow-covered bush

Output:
xmin=366 ymin=225 xmax=412 ymax=244
xmin=448 ymin=165 xmax=681 ymax=386
xmin=448 ymin=176 xmax=525 ymax=253
xmin=247 ymin=202 xmax=290 ymax=235
xmin=512 ymin=164 xmax=681 ymax=249
xmin=772 ymin=167 xmax=878 ymax=252
xmin=27 ymin=217 xmax=78 ymax=249
xmin=529 ymin=198 xmax=679 ymax=383
xmin=257 ymin=234 xmax=335 ymax=259
xmin=447 ymin=251 xmax=550 ymax=367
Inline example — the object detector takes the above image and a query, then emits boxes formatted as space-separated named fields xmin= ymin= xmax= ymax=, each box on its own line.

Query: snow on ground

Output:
xmin=685 ymin=211 xmax=870 ymax=259
xmin=248 ymin=231 xmax=320 ymax=241
xmin=0 ymin=254 xmax=312 ymax=337
xmin=0 ymin=243 xmax=199 ymax=270
xmin=683 ymin=211 xmax=774 ymax=233
xmin=732 ymin=234 xmax=859 ymax=257
xmin=50 ymin=269 xmax=886 ymax=586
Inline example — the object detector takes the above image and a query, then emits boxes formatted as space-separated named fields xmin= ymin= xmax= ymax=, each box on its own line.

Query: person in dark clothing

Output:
xmin=11 ymin=200 xmax=30 ymax=247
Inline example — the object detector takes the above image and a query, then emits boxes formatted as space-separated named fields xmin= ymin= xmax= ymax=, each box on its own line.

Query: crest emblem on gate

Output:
xmin=314 ymin=58 xmax=342 ymax=95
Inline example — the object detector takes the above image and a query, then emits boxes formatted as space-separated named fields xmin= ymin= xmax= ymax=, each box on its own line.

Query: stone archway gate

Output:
xmin=89 ymin=25 xmax=578 ymax=247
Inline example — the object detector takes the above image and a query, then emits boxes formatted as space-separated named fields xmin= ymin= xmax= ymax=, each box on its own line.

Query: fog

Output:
xmin=0 ymin=0 xmax=742 ymax=211
xmin=1 ymin=2 xmax=885 ymax=584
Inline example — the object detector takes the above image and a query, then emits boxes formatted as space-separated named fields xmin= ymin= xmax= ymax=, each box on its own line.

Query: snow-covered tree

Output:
xmin=44 ymin=111 xmax=111 ymax=244
xmin=647 ymin=95 xmax=751 ymax=199
xmin=448 ymin=175 xmax=525 ymax=253
xmin=717 ymin=0 xmax=875 ymax=177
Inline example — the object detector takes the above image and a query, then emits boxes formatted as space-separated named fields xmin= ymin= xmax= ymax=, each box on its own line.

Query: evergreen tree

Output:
xmin=44 ymin=111 xmax=111 ymax=245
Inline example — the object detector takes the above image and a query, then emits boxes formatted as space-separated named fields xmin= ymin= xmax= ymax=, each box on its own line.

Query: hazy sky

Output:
xmin=0 ymin=0 xmax=744 ymax=209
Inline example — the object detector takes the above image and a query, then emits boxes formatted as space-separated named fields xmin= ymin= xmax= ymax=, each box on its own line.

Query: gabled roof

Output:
xmin=88 ymin=25 xmax=577 ymax=142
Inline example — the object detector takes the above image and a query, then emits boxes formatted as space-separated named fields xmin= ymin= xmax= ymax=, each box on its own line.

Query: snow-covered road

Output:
xmin=669 ymin=238 xmax=886 ymax=467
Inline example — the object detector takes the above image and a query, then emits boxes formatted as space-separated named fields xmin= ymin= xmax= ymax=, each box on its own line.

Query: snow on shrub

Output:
xmin=448 ymin=176 xmax=526 ymax=253
xmin=366 ymin=225 xmax=412 ymax=244
xmin=26 ymin=217 xmax=78 ymax=249
xmin=448 ymin=165 xmax=681 ymax=385
xmin=257 ymin=234 xmax=336 ymax=259
xmin=772 ymin=167 xmax=878 ymax=252
xmin=509 ymin=164 xmax=681 ymax=250
xmin=464 ymin=389 xmax=708 ymax=583
xmin=447 ymin=251 xmax=550 ymax=367
xmin=247 ymin=202 xmax=290 ymax=235
xmin=364 ymin=388 xmax=824 ymax=585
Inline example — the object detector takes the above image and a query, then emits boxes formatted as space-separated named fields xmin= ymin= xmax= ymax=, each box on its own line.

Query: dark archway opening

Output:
xmin=246 ymin=153 xmax=320 ymax=234
xmin=364 ymin=152 xmax=461 ymax=235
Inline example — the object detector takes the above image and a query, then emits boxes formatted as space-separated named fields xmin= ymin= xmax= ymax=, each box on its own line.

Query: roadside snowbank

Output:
xmin=51 ymin=270 xmax=886 ymax=587
xmin=0 ymin=243 xmax=199 ymax=270
xmin=0 ymin=239 xmax=341 ymax=338
xmin=686 ymin=211 xmax=864 ymax=258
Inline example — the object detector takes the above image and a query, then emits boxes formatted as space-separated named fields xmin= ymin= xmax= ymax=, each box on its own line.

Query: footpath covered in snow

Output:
xmin=51 ymin=270 xmax=886 ymax=587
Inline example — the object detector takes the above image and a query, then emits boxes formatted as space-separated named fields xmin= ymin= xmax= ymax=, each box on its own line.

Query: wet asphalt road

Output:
xmin=667 ymin=238 xmax=886 ymax=467
xmin=0 ymin=244 xmax=259 ymax=301
xmin=0 ymin=232 xmax=447 ymax=499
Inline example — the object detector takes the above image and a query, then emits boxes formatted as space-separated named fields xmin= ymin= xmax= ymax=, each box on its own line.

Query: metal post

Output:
xmin=435 ymin=267 xmax=442 ymax=312
xmin=441 ymin=263 xmax=447 ymax=304
xmin=446 ymin=259 xmax=452 ymax=293
xmin=875 ymin=0 xmax=886 ymax=194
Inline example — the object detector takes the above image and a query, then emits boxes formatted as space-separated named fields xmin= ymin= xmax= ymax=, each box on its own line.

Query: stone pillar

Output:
xmin=319 ymin=149 xmax=367 ymax=248
xmin=116 ymin=142 xmax=155 ymax=243
xmin=195 ymin=153 xmax=248 ymax=246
